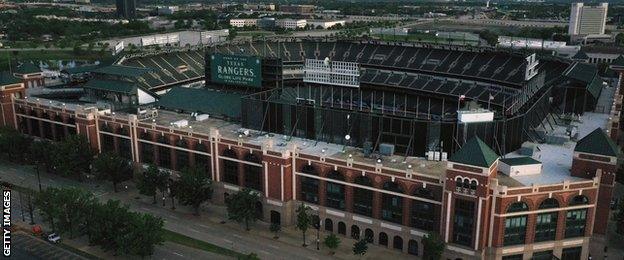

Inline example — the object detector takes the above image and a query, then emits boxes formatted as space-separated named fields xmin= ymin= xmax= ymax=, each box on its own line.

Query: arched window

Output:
xmin=244 ymin=153 xmax=262 ymax=192
xmin=455 ymin=177 xmax=463 ymax=188
xmin=463 ymin=179 xmax=470 ymax=189
xmin=353 ymin=176 xmax=373 ymax=217
xmin=411 ymin=187 xmax=436 ymax=231
xmin=324 ymin=218 xmax=333 ymax=232
xmin=379 ymin=232 xmax=388 ymax=247
xmin=364 ymin=228 xmax=374 ymax=243
xmin=176 ymin=139 xmax=189 ymax=171
xmin=504 ymin=202 xmax=529 ymax=246
xmin=300 ymin=165 xmax=319 ymax=204
xmin=535 ymin=198 xmax=559 ymax=242
xmin=326 ymin=171 xmax=345 ymax=210
xmin=408 ymin=239 xmax=419 ymax=255
xmin=338 ymin=221 xmax=346 ymax=235
xmin=470 ymin=180 xmax=478 ymax=190
xmin=222 ymin=149 xmax=239 ymax=185
xmin=351 ymin=225 xmax=360 ymax=240
xmin=382 ymin=182 xmax=403 ymax=224
xmin=566 ymin=195 xmax=589 ymax=238
xmin=393 ymin=236 xmax=403 ymax=251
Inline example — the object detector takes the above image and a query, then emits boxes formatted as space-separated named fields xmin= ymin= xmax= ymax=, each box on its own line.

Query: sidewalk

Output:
xmin=0 ymin=161 xmax=412 ymax=260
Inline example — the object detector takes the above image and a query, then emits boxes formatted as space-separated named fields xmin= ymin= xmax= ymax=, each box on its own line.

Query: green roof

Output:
xmin=575 ymin=128 xmax=620 ymax=157
xmin=157 ymin=87 xmax=242 ymax=119
xmin=499 ymin=157 xmax=541 ymax=166
xmin=83 ymin=79 xmax=137 ymax=94
xmin=571 ymin=51 xmax=589 ymax=60
xmin=92 ymin=65 xmax=152 ymax=78
xmin=449 ymin=137 xmax=499 ymax=168
xmin=586 ymin=75 xmax=603 ymax=100
xmin=564 ymin=62 xmax=598 ymax=84
xmin=611 ymin=55 xmax=624 ymax=68
xmin=0 ymin=72 xmax=20 ymax=86
xmin=14 ymin=62 xmax=41 ymax=75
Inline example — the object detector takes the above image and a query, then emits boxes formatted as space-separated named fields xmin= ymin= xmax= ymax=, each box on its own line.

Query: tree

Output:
xmin=34 ymin=188 xmax=61 ymax=231
xmin=176 ymin=166 xmax=212 ymax=215
xmin=137 ymin=165 xmax=160 ymax=204
xmin=51 ymin=135 xmax=94 ymax=179
xmin=352 ymin=238 xmax=368 ymax=257
xmin=295 ymin=203 xmax=311 ymax=246
xmin=270 ymin=223 xmax=281 ymax=239
xmin=28 ymin=140 xmax=55 ymax=172
xmin=616 ymin=33 xmax=624 ymax=47
xmin=324 ymin=233 xmax=341 ymax=254
xmin=226 ymin=188 xmax=260 ymax=231
xmin=0 ymin=127 xmax=31 ymax=162
xmin=55 ymin=187 xmax=96 ymax=238
xmin=93 ymin=152 xmax=133 ymax=192
xmin=422 ymin=232 xmax=445 ymax=260
xmin=478 ymin=30 xmax=499 ymax=46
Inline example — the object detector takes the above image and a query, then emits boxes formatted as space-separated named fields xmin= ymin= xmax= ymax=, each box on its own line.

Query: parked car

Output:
xmin=46 ymin=233 xmax=61 ymax=244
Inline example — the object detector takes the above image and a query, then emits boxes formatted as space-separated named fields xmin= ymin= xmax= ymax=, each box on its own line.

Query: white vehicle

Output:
xmin=47 ymin=233 xmax=61 ymax=243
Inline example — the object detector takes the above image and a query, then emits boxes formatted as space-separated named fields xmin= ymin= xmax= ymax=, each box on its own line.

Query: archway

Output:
xmin=351 ymin=225 xmax=360 ymax=240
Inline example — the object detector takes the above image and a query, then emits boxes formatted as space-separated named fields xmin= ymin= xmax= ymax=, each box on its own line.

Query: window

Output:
xmin=222 ymin=149 xmax=239 ymax=185
xmin=565 ymin=196 xmax=588 ymax=238
xmin=535 ymin=198 xmax=559 ymax=242
xmin=379 ymin=232 xmax=388 ymax=247
xmin=392 ymin=236 xmax=403 ymax=251
xmin=338 ymin=222 xmax=346 ymax=235
xmin=324 ymin=218 xmax=333 ymax=232
xmin=353 ymin=176 xmax=373 ymax=217
xmin=365 ymin=229 xmax=374 ymax=243
xmin=411 ymin=188 xmax=436 ymax=231
xmin=408 ymin=239 xmax=419 ymax=256
xmin=326 ymin=171 xmax=345 ymax=210
xmin=195 ymin=143 xmax=211 ymax=178
xmin=300 ymin=165 xmax=319 ymax=204
xmin=140 ymin=131 xmax=154 ymax=164
xmin=504 ymin=202 xmax=529 ymax=246
xmin=532 ymin=251 xmax=553 ymax=260
xmin=176 ymin=139 xmax=189 ymax=171
xmin=561 ymin=247 xmax=582 ymax=260
xmin=244 ymin=153 xmax=262 ymax=192
xmin=501 ymin=254 xmax=523 ymax=260
xmin=382 ymin=182 xmax=403 ymax=224
xmin=158 ymin=136 xmax=171 ymax=169
xmin=452 ymin=199 xmax=475 ymax=247
xmin=350 ymin=225 xmax=360 ymax=239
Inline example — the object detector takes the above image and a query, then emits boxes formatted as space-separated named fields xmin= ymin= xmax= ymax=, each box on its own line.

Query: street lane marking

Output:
xmin=173 ymin=252 xmax=184 ymax=257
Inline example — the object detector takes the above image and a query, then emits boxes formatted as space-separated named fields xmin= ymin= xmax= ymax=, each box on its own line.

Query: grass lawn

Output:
xmin=163 ymin=229 xmax=247 ymax=259
xmin=0 ymin=50 xmax=111 ymax=71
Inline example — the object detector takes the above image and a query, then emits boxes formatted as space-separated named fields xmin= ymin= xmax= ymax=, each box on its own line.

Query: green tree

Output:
xmin=270 ymin=223 xmax=281 ymax=239
xmin=137 ymin=165 xmax=160 ymax=203
xmin=616 ymin=33 xmax=624 ymax=47
xmin=34 ymin=188 xmax=61 ymax=231
xmin=422 ymin=232 xmax=445 ymax=260
xmin=226 ymin=188 xmax=260 ymax=231
xmin=93 ymin=152 xmax=133 ymax=192
xmin=478 ymin=30 xmax=499 ymax=46
xmin=176 ymin=166 xmax=212 ymax=215
xmin=352 ymin=238 xmax=368 ymax=257
xmin=28 ymin=140 xmax=55 ymax=172
xmin=51 ymin=135 xmax=94 ymax=179
xmin=324 ymin=233 xmax=341 ymax=254
xmin=295 ymin=203 xmax=311 ymax=246
xmin=55 ymin=187 xmax=96 ymax=238
xmin=0 ymin=127 xmax=31 ymax=162
xmin=127 ymin=212 xmax=165 ymax=257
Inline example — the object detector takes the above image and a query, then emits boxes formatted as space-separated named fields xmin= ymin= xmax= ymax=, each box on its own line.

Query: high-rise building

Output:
xmin=116 ymin=0 xmax=136 ymax=19
xmin=568 ymin=3 xmax=608 ymax=36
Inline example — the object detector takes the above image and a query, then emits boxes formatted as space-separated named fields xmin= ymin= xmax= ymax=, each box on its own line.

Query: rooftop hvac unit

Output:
xmin=171 ymin=119 xmax=188 ymax=128
xmin=195 ymin=114 xmax=210 ymax=121
xmin=379 ymin=143 xmax=395 ymax=156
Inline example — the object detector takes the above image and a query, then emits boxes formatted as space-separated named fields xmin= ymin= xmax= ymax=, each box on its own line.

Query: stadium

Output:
xmin=2 ymin=38 xmax=622 ymax=259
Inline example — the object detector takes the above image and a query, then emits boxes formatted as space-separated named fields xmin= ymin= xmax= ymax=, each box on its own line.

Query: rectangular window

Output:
xmin=502 ymin=254 xmax=523 ymax=260
xmin=535 ymin=212 xmax=557 ymax=242
xmin=532 ymin=250 xmax=553 ymax=260
xmin=452 ymin=199 xmax=475 ymax=247
xmin=561 ymin=247 xmax=582 ymax=260
xmin=565 ymin=209 xmax=587 ymax=238
xmin=504 ymin=215 xmax=527 ymax=246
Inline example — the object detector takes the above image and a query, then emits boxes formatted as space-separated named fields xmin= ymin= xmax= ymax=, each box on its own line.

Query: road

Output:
xmin=0 ymin=162 xmax=402 ymax=260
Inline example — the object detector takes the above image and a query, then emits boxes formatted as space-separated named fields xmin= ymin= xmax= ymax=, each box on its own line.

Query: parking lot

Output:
xmin=12 ymin=232 xmax=88 ymax=260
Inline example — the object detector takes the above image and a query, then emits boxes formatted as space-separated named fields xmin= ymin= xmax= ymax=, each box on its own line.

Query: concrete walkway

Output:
xmin=0 ymin=161 xmax=412 ymax=260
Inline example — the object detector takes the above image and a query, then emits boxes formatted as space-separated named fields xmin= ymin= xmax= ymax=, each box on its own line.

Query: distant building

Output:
xmin=257 ymin=17 xmax=276 ymax=30
xmin=157 ymin=6 xmax=178 ymax=15
xmin=116 ymin=0 xmax=136 ymax=19
xmin=279 ymin=4 xmax=315 ymax=14
xmin=276 ymin=19 xmax=306 ymax=29
xmin=307 ymin=20 xmax=345 ymax=29
xmin=568 ymin=3 xmax=608 ymax=36
xmin=242 ymin=4 xmax=275 ymax=11
xmin=229 ymin=19 xmax=258 ymax=28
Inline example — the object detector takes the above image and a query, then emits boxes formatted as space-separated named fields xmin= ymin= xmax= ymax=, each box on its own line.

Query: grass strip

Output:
xmin=163 ymin=229 xmax=246 ymax=259
xmin=57 ymin=242 xmax=102 ymax=260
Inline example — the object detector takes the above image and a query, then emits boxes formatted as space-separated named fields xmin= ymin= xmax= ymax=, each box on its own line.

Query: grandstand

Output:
xmin=119 ymin=49 xmax=205 ymax=92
